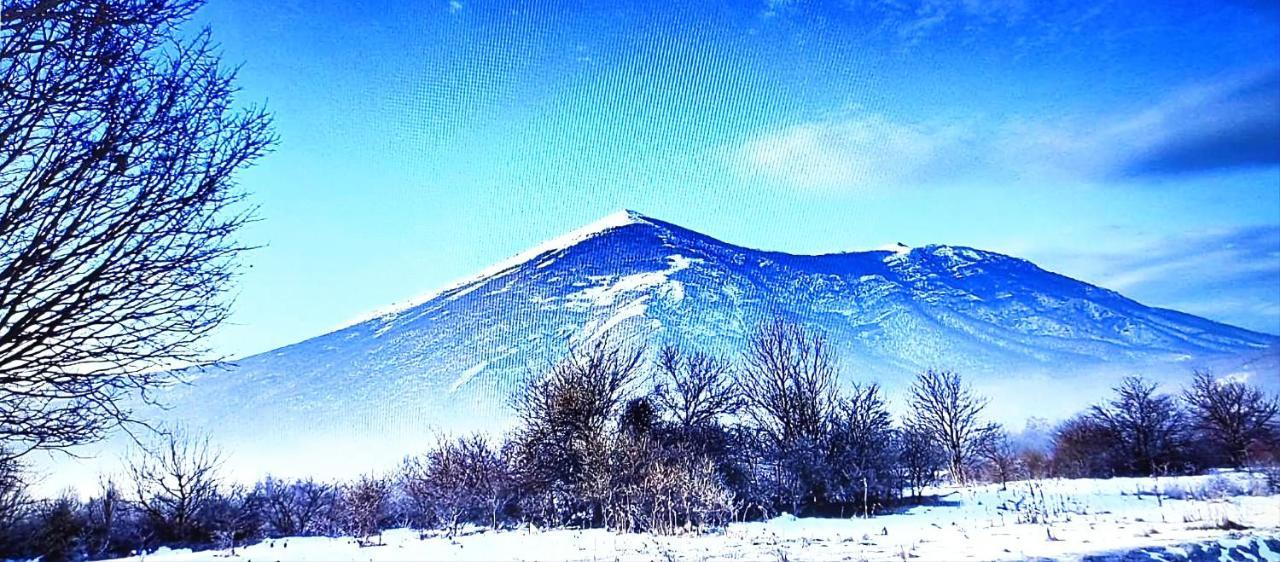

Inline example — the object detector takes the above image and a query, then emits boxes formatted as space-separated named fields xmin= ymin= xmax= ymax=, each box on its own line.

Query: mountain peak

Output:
xmin=583 ymin=208 xmax=653 ymax=232
xmin=334 ymin=210 xmax=655 ymax=330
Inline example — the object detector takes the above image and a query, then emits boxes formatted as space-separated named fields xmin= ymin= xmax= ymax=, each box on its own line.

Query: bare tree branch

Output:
xmin=0 ymin=0 xmax=274 ymax=456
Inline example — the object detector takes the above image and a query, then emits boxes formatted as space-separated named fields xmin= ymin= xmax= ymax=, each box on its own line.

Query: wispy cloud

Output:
xmin=870 ymin=0 xmax=1033 ymax=43
xmin=1121 ymin=69 xmax=1280 ymax=176
xmin=851 ymin=0 xmax=1125 ymax=51
xmin=732 ymin=115 xmax=977 ymax=191
xmin=1010 ymin=66 xmax=1280 ymax=180
xmin=731 ymin=67 xmax=1280 ymax=190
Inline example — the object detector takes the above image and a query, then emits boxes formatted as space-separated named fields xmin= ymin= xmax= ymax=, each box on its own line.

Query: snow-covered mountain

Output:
xmin=145 ymin=210 xmax=1275 ymax=480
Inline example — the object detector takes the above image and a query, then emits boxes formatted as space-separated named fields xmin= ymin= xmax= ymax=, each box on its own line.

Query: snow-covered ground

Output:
xmin=105 ymin=473 xmax=1279 ymax=562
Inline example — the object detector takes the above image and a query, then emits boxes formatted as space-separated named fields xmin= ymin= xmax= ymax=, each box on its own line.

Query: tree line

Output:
xmin=1 ymin=320 xmax=1277 ymax=561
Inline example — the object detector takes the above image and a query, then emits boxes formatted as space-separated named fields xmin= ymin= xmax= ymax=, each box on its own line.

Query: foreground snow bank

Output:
xmin=104 ymin=473 xmax=1280 ymax=562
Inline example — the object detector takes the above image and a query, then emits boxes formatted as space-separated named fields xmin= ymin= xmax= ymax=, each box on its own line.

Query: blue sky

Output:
xmin=192 ymin=0 xmax=1280 ymax=358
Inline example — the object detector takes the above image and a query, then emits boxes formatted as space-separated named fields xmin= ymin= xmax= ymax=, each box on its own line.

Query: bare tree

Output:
xmin=127 ymin=430 xmax=224 ymax=544
xmin=738 ymin=320 xmax=838 ymax=448
xmin=737 ymin=320 xmax=840 ymax=514
xmin=206 ymin=485 xmax=263 ymax=553
xmin=653 ymin=345 xmax=741 ymax=432
xmin=340 ymin=475 xmax=391 ymax=547
xmin=1182 ymin=371 xmax=1279 ymax=468
xmin=974 ymin=425 xmax=1019 ymax=489
xmin=1051 ymin=414 xmax=1119 ymax=478
xmin=1090 ymin=376 xmax=1187 ymax=475
xmin=907 ymin=370 xmax=993 ymax=484
xmin=509 ymin=337 xmax=644 ymax=527
xmin=0 ymin=451 xmax=32 ymax=551
xmin=897 ymin=424 xmax=942 ymax=500
xmin=0 ymin=0 xmax=274 ymax=459
xmin=84 ymin=478 xmax=124 ymax=559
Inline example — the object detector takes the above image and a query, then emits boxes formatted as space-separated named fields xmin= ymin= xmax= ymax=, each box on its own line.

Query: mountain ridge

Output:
xmin=236 ymin=209 xmax=1272 ymax=390
xmin=329 ymin=208 xmax=1265 ymax=349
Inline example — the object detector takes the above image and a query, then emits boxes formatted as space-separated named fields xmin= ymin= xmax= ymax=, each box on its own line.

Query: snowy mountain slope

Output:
xmin=138 ymin=210 xmax=1275 ymax=480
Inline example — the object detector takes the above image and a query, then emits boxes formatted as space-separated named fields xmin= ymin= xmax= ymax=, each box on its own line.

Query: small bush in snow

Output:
xmin=338 ymin=475 xmax=393 ymax=546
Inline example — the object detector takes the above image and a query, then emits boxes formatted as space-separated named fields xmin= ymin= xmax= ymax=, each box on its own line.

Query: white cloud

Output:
xmin=731 ymin=66 xmax=1279 ymax=191
xmin=733 ymin=115 xmax=975 ymax=191
xmin=868 ymin=0 xmax=1033 ymax=43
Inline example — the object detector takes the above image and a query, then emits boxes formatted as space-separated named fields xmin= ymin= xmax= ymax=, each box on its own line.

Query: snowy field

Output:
xmin=105 ymin=473 xmax=1279 ymax=562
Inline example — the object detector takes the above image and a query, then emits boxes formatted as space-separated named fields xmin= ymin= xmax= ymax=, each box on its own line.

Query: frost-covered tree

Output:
xmin=827 ymin=383 xmax=901 ymax=516
xmin=402 ymin=435 xmax=512 ymax=534
xmin=1182 ymin=371 xmax=1279 ymax=468
xmin=205 ymin=485 xmax=263 ymax=553
xmin=339 ymin=475 xmax=391 ymax=546
xmin=907 ymin=370 xmax=994 ymax=484
xmin=602 ymin=429 xmax=733 ymax=534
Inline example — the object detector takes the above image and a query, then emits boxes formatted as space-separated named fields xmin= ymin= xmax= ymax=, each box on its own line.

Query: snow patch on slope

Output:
xmin=449 ymin=361 xmax=488 ymax=392
xmin=568 ymin=254 xmax=698 ymax=340
xmin=582 ymin=296 xmax=652 ymax=340
xmin=566 ymin=254 xmax=698 ymax=309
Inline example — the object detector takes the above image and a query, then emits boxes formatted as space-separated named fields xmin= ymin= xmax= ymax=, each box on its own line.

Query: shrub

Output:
xmin=258 ymin=477 xmax=340 ymax=537
xmin=401 ymin=435 xmax=513 ymax=534
xmin=1051 ymin=414 xmax=1117 ymax=478
xmin=339 ymin=475 xmax=392 ymax=546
